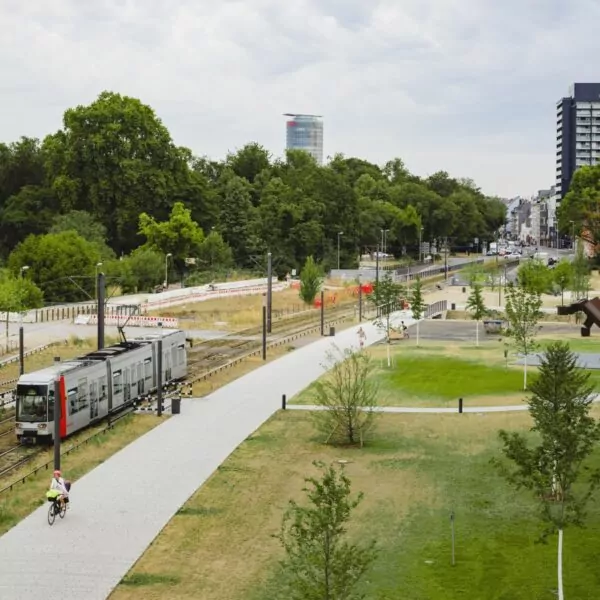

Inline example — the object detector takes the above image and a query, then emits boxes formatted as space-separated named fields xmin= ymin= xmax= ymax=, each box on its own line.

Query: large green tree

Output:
xmin=43 ymin=91 xmax=203 ymax=253
xmin=7 ymin=231 xmax=101 ymax=302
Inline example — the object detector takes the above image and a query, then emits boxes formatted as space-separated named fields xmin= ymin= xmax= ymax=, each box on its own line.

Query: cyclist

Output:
xmin=47 ymin=470 xmax=69 ymax=511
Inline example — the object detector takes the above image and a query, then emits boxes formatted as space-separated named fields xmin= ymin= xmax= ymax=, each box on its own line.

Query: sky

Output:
xmin=1 ymin=0 xmax=600 ymax=198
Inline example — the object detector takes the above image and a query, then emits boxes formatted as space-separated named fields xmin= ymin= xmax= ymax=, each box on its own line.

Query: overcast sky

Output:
xmin=1 ymin=0 xmax=600 ymax=198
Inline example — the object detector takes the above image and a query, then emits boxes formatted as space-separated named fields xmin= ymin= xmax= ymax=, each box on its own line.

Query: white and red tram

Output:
xmin=15 ymin=329 xmax=187 ymax=443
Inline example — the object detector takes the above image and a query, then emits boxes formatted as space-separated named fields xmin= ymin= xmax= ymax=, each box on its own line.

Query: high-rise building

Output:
xmin=283 ymin=114 xmax=323 ymax=165
xmin=556 ymin=83 xmax=600 ymax=201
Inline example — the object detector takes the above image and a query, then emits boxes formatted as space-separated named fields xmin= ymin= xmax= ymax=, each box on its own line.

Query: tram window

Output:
xmin=77 ymin=378 xmax=88 ymax=411
xmin=68 ymin=388 xmax=78 ymax=414
xmin=144 ymin=358 xmax=152 ymax=380
xmin=113 ymin=371 xmax=123 ymax=395
xmin=100 ymin=376 xmax=107 ymax=402
xmin=178 ymin=345 xmax=185 ymax=366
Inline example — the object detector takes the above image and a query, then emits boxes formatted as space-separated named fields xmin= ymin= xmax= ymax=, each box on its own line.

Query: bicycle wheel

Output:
xmin=47 ymin=503 xmax=56 ymax=526
xmin=59 ymin=502 xmax=67 ymax=519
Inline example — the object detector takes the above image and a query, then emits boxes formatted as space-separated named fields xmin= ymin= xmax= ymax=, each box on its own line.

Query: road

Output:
xmin=407 ymin=319 xmax=581 ymax=342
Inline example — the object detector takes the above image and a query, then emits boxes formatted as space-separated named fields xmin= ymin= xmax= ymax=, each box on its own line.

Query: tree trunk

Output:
xmin=523 ymin=354 xmax=528 ymax=390
xmin=558 ymin=529 xmax=564 ymax=600
xmin=416 ymin=320 xmax=420 ymax=347
xmin=475 ymin=320 xmax=479 ymax=347
xmin=387 ymin=340 xmax=391 ymax=368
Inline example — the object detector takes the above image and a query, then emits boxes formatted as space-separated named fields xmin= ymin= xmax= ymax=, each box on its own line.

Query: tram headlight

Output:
xmin=37 ymin=423 xmax=47 ymax=430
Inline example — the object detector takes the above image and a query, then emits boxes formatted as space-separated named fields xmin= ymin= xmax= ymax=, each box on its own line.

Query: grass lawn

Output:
xmin=291 ymin=339 xmax=600 ymax=408
xmin=0 ymin=413 xmax=165 ymax=535
xmin=110 ymin=409 xmax=600 ymax=600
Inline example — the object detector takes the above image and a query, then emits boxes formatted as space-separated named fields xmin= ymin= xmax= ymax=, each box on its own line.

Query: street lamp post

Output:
xmin=381 ymin=229 xmax=390 ymax=260
xmin=419 ymin=227 xmax=424 ymax=263
xmin=164 ymin=253 xmax=172 ymax=289
xmin=570 ymin=220 xmax=576 ymax=251
xmin=95 ymin=262 xmax=103 ymax=302
xmin=337 ymin=231 xmax=343 ymax=270
xmin=18 ymin=266 xmax=29 ymax=375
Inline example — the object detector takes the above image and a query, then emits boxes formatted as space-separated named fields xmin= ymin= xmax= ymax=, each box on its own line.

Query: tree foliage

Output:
xmin=553 ymin=261 xmax=573 ymax=306
xmin=0 ymin=92 xmax=509 ymax=302
xmin=299 ymin=256 xmax=323 ymax=306
xmin=517 ymin=260 xmax=553 ymax=295
xmin=557 ymin=163 xmax=600 ymax=251
xmin=570 ymin=243 xmax=591 ymax=301
xmin=311 ymin=346 xmax=379 ymax=446
xmin=371 ymin=272 xmax=404 ymax=337
xmin=504 ymin=283 xmax=543 ymax=389
xmin=495 ymin=342 xmax=600 ymax=597
xmin=275 ymin=461 xmax=377 ymax=600
xmin=7 ymin=231 xmax=101 ymax=302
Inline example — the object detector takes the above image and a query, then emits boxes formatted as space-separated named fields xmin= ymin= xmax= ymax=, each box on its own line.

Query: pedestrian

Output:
xmin=357 ymin=326 xmax=367 ymax=350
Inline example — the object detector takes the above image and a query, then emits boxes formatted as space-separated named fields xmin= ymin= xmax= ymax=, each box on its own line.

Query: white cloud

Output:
xmin=1 ymin=0 xmax=600 ymax=196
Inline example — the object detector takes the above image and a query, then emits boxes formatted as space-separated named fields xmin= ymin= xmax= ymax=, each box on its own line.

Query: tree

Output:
xmin=43 ymin=91 xmax=197 ymax=253
xmin=49 ymin=210 xmax=114 ymax=261
xmin=504 ymin=282 xmax=543 ymax=390
xmin=557 ymin=163 xmax=600 ymax=252
xmin=371 ymin=272 xmax=404 ymax=367
xmin=114 ymin=247 xmax=166 ymax=293
xmin=311 ymin=346 xmax=379 ymax=446
xmin=0 ymin=272 xmax=43 ymax=352
xmin=409 ymin=276 xmax=426 ymax=346
xmin=197 ymin=230 xmax=234 ymax=275
xmin=496 ymin=342 xmax=600 ymax=600
xmin=466 ymin=281 xmax=488 ymax=346
xmin=275 ymin=461 xmax=377 ymax=600
xmin=139 ymin=202 xmax=205 ymax=278
xmin=7 ymin=231 xmax=101 ymax=303
xmin=570 ymin=242 xmax=591 ymax=302
xmin=299 ymin=256 xmax=323 ymax=306
xmin=553 ymin=261 xmax=573 ymax=306
xmin=517 ymin=260 xmax=553 ymax=295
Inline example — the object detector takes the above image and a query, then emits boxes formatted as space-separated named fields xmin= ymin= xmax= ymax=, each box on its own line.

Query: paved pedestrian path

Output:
xmin=0 ymin=312 xmax=413 ymax=600
xmin=288 ymin=399 xmax=600 ymax=414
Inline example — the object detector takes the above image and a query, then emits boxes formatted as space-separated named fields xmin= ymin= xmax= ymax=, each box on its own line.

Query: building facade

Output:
xmin=284 ymin=114 xmax=323 ymax=165
xmin=556 ymin=83 xmax=600 ymax=201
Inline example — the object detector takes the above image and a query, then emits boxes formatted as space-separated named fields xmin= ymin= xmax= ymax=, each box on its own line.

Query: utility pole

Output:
xmin=53 ymin=377 xmax=61 ymax=471
xmin=337 ymin=231 xmax=343 ymax=270
xmin=358 ymin=275 xmax=363 ymax=322
xmin=444 ymin=237 xmax=449 ymax=281
xmin=266 ymin=252 xmax=273 ymax=333
xmin=97 ymin=272 xmax=105 ymax=351
xmin=157 ymin=339 xmax=163 ymax=417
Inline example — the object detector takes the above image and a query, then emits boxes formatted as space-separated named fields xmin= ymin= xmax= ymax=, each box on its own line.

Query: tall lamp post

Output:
xmin=337 ymin=231 xmax=343 ymax=270
xmin=95 ymin=262 xmax=103 ymax=302
xmin=18 ymin=266 xmax=29 ymax=375
xmin=570 ymin=220 xmax=576 ymax=251
xmin=418 ymin=226 xmax=424 ymax=263
xmin=164 ymin=253 xmax=172 ymax=289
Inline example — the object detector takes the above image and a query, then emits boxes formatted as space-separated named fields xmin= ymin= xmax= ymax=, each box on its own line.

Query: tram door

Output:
xmin=137 ymin=363 xmax=144 ymax=396
xmin=89 ymin=382 xmax=99 ymax=420
xmin=124 ymin=369 xmax=131 ymax=402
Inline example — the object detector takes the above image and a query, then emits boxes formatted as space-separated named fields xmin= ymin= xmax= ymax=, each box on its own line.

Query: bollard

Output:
xmin=282 ymin=394 xmax=287 ymax=410
xmin=458 ymin=398 xmax=463 ymax=414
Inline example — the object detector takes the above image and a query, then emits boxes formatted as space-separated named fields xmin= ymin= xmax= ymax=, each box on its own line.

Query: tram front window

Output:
xmin=16 ymin=385 xmax=49 ymax=422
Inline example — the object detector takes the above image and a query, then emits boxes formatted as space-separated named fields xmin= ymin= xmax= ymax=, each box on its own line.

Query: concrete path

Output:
xmin=0 ymin=311 xmax=414 ymax=600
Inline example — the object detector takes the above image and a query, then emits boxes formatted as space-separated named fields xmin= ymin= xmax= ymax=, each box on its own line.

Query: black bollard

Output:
xmin=282 ymin=394 xmax=287 ymax=410
xmin=458 ymin=398 xmax=463 ymax=414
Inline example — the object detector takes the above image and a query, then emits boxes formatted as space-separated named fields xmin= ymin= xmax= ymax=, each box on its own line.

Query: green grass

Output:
xmin=244 ymin=412 xmax=600 ymax=600
xmin=379 ymin=356 xmax=524 ymax=402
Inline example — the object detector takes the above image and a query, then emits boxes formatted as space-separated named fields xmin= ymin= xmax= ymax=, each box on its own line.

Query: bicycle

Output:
xmin=47 ymin=496 xmax=68 ymax=525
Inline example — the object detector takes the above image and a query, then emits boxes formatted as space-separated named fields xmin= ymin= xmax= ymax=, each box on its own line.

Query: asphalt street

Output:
xmin=408 ymin=319 xmax=583 ymax=342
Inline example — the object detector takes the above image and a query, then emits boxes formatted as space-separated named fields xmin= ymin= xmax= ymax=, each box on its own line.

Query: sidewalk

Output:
xmin=0 ymin=311 xmax=415 ymax=600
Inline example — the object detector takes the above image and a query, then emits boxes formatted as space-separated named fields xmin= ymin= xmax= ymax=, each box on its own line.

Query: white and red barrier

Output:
xmin=139 ymin=282 xmax=288 ymax=312
xmin=75 ymin=315 xmax=179 ymax=328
